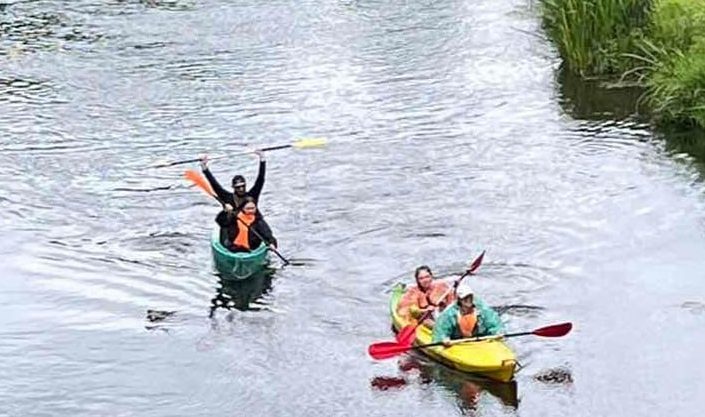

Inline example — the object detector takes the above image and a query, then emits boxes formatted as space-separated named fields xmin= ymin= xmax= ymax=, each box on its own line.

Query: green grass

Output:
xmin=645 ymin=0 xmax=705 ymax=127
xmin=540 ymin=0 xmax=705 ymax=129
xmin=650 ymin=0 xmax=705 ymax=51
xmin=647 ymin=44 xmax=705 ymax=126
xmin=539 ymin=0 xmax=652 ymax=76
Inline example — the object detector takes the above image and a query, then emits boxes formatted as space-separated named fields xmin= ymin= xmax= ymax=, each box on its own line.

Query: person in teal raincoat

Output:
xmin=432 ymin=282 xmax=503 ymax=346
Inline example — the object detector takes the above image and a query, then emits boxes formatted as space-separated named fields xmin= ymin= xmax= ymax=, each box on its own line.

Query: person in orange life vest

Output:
xmin=216 ymin=197 xmax=277 ymax=253
xmin=431 ymin=282 xmax=503 ymax=347
xmin=397 ymin=266 xmax=455 ymax=326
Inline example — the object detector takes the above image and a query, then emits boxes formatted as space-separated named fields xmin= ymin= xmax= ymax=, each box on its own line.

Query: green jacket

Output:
xmin=431 ymin=298 xmax=503 ymax=343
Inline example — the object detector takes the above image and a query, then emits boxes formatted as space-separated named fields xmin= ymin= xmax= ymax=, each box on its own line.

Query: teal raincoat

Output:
xmin=431 ymin=298 xmax=503 ymax=343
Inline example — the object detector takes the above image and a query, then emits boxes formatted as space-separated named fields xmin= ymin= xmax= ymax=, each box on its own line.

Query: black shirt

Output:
xmin=202 ymin=160 xmax=265 ymax=209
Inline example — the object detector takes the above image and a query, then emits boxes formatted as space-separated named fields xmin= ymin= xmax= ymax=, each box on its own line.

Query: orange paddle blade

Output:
xmin=184 ymin=169 xmax=215 ymax=197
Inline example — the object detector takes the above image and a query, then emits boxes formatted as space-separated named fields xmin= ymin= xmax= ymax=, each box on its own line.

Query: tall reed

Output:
xmin=644 ymin=0 xmax=705 ymax=127
xmin=540 ymin=0 xmax=705 ymax=129
xmin=540 ymin=0 xmax=653 ymax=76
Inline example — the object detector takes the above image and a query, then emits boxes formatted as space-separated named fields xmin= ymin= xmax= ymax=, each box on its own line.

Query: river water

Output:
xmin=1 ymin=0 xmax=704 ymax=416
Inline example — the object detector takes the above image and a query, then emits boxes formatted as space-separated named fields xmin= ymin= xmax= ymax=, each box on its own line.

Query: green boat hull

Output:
xmin=210 ymin=229 xmax=268 ymax=279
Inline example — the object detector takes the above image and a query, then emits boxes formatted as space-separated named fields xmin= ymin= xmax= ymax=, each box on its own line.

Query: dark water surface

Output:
xmin=2 ymin=0 xmax=705 ymax=416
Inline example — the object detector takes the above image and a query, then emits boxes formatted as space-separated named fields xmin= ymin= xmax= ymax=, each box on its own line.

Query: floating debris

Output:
xmin=534 ymin=367 xmax=573 ymax=384
xmin=681 ymin=301 xmax=705 ymax=315
xmin=146 ymin=309 xmax=176 ymax=322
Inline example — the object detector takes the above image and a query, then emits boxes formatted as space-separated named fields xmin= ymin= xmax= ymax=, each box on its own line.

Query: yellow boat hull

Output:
xmin=389 ymin=283 xmax=517 ymax=382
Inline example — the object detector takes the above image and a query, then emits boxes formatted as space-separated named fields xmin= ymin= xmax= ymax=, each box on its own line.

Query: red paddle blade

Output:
xmin=395 ymin=325 xmax=417 ymax=345
xmin=532 ymin=322 xmax=572 ymax=337
xmin=184 ymin=169 xmax=215 ymax=197
xmin=368 ymin=341 xmax=412 ymax=360
xmin=467 ymin=250 xmax=486 ymax=274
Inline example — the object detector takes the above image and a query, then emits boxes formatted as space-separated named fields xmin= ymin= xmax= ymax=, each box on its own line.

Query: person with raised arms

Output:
xmin=200 ymin=149 xmax=266 ymax=209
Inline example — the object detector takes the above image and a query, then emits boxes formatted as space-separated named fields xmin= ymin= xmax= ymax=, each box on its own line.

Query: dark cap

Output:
xmin=231 ymin=175 xmax=246 ymax=188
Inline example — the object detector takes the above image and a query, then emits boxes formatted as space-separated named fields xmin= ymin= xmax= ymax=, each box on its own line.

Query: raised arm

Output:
xmin=248 ymin=152 xmax=266 ymax=203
xmin=201 ymin=156 xmax=231 ymax=203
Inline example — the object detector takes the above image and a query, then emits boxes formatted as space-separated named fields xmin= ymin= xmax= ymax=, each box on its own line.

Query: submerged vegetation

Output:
xmin=539 ymin=0 xmax=705 ymax=129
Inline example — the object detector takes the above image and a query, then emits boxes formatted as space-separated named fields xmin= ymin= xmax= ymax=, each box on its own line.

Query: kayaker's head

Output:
xmin=414 ymin=265 xmax=433 ymax=291
xmin=232 ymin=175 xmax=247 ymax=197
xmin=239 ymin=197 xmax=257 ymax=215
xmin=456 ymin=282 xmax=475 ymax=314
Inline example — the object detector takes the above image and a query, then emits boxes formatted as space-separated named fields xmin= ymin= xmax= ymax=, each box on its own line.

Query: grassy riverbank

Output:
xmin=539 ymin=0 xmax=705 ymax=128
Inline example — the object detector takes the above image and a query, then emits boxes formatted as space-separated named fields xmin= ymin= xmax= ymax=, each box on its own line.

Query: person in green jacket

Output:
xmin=432 ymin=282 xmax=503 ymax=346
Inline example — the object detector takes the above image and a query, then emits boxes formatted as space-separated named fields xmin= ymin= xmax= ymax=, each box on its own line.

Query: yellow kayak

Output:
xmin=389 ymin=283 xmax=517 ymax=382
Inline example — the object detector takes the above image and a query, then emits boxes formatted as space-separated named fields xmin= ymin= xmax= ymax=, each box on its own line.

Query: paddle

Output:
xmin=184 ymin=169 xmax=290 ymax=265
xmin=152 ymin=138 xmax=327 ymax=168
xmin=369 ymin=322 xmax=573 ymax=360
xmin=395 ymin=251 xmax=485 ymax=345
xmin=184 ymin=169 xmax=215 ymax=196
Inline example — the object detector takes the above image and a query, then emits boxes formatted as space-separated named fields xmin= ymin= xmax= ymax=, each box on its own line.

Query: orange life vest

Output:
xmin=233 ymin=212 xmax=255 ymax=249
xmin=419 ymin=282 xmax=451 ymax=309
xmin=397 ymin=282 xmax=453 ymax=323
xmin=458 ymin=311 xmax=478 ymax=337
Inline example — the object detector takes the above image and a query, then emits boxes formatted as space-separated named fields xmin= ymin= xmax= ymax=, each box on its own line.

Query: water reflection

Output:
xmin=209 ymin=269 xmax=276 ymax=316
xmin=533 ymin=367 xmax=573 ymax=384
xmin=113 ymin=0 xmax=196 ymax=12
xmin=661 ymin=127 xmax=705 ymax=166
xmin=0 ymin=9 xmax=104 ymax=54
xmin=144 ymin=309 xmax=177 ymax=332
xmin=371 ymin=355 xmax=518 ymax=411
xmin=557 ymin=68 xmax=646 ymax=121
xmin=557 ymin=67 xmax=705 ymax=173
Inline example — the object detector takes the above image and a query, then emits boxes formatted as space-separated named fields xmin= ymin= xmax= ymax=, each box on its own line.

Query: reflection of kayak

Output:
xmin=390 ymin=283 xmax=517 ymax=382
xmin=435 ymin=363 xmax=518 ymax=409
xmin=209 ymin=268 xmax=275 ymax=316
xmin=210 ymin=228 xmax=268 ymax=279
xmin=397 ymin=355 xmax=518 ymax=408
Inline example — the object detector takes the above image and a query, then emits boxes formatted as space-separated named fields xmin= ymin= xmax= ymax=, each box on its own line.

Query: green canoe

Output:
xmin=210 ymin=228 xmax=269 ymax=279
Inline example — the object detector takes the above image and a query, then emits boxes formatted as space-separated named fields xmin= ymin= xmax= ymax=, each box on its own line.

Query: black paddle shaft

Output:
xmin=411 ymin=330 xmax=536 ymax=350
xmin=155 ymin=147 xmax=283 ymax=168
xmin=233 ymin=215 xmax=290 ymax=265
xmin=261 ymin=144 xmax=291 ymax=152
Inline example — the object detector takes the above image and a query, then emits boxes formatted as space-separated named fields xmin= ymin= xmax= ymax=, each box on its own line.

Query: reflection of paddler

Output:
xmin=458 ymin=381 xmax=482 ymax=407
